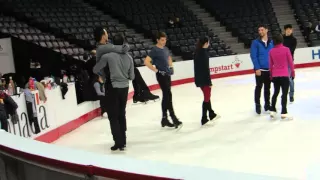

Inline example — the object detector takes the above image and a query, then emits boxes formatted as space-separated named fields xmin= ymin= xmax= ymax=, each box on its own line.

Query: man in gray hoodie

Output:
xmin=93 ymin=32 xmax=134 ymax=151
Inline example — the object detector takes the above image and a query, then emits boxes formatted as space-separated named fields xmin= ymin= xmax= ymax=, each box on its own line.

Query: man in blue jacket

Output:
xmin=250 ymin=24 xmax=274 ymax=114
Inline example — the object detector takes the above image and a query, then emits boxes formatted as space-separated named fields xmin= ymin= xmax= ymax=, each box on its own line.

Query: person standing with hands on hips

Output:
xmin=269 ymin=34 xmax=295 ymax=120
xmin=283 ymin=24 xmax=297 ymax=103
xmin=144 ymin=32 xmax=183 ymax=129
xmin=250 ymin=24 xmax=274 ymax=115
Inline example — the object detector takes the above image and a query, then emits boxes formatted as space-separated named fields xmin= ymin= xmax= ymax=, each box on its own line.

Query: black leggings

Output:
xmin=156 ymin=73 xmax=175 ymax=117
xmin=132 ymin=67 xmax=149 ymax=96
xmin=106 ymin=87 xmax=129 ymax=146
xmin=255 ymin=71 xmax=271 ymax=107
xmin=271 ymin=77 xmax=290 ymax=114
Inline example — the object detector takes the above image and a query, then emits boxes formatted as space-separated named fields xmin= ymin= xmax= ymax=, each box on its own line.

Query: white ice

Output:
xmin=53 ymin=67 xmax=320 ymax=180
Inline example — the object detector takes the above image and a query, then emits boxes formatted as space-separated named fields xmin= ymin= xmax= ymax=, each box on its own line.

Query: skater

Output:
xmin=269 ymin=34 xmax=295 ymax=120
xmin=93 ymin=74 xmax=107 ymax=118
xmin=144 ymin=32 xmax=182 ymax=129
xmin=193 ymin=36 xmax=220 ymax=125
xmin=250 ymin=24 xmax=274 ymax=114
xmin=92 ymin=27 xmax=158 ymax=103
xmin=283 ymin=24 xmax=297 ymax=103
xmin=93 ymin=33 xmax=135 ymax=151
xmin=132 ymin=66 xmax=159 ymax=103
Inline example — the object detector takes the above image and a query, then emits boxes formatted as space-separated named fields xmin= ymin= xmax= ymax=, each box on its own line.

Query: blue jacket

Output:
xmin=250 ymin=38 xmax=274 ymax=70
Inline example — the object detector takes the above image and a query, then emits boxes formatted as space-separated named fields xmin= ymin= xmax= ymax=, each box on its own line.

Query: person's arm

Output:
xmin=168 ymin=56 xmax=173 ymax=67
xmin=97 ymin=43 xmax=130 ymax=56
xmin=93 ymin=54 xmax=109 ymax=76
xmin=269 ymin=51 xmax=273 ymax=78
xmin=292 ymin=37 xmax=297 ymax=56
xmin=144 ymin=56 xmax=157 ymax=72
xmin=94 ymin=82 xmax=105 ymax=96
xmin=287 ymin=49 xmax=295 ymax=78
xmin=129 ymin=57 xmax=135 ymax=80
xmin=250 ymin=40 xmax=260 ymax=71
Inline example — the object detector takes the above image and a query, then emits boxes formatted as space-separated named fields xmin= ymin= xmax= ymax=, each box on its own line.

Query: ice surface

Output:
xmin=54 ymin=67 xmax=320 ymax=180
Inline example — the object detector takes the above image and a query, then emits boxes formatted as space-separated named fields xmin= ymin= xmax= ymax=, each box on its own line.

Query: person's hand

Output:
xmin=0 ymin=99 xmax=3 ymax=104
xmin=169 ymin=67 xmax=174 ymax=75
xmin=255 ymin=70 xmax=261 ymax=76
xmin=291 ymin=71 xmax=295 ymax=79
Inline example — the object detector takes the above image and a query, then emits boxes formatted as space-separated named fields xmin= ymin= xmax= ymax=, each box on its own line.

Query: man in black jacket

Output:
xmin=283 ymin=24 xmax=297 ymax=103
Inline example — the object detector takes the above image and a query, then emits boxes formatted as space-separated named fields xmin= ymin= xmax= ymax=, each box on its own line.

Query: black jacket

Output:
xmin=283 ymin=34 xmax=297 ymax=58
xmin=0 ymin=103 xmax=6 ymax=121
xmin=194 ymin=48 xmax=212 ymax=87
xmin=2 ymin=93 xmax=18 ymax=118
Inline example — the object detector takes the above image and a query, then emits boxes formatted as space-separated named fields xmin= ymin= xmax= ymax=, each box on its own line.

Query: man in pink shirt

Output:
xmin=269 ymin=34 xmax=295 ymax=120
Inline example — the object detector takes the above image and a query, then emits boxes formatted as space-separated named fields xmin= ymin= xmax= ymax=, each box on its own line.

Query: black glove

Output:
xmin=169 ymin=67 xmax=174 ymax=75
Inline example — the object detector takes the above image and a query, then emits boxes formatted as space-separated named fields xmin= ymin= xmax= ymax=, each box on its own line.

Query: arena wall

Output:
xmin=1 ymin=46 xmax=320 ymax=179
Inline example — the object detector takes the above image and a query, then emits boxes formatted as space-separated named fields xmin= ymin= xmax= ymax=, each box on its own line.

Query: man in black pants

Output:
xmin=144 ymin=32 xmax=182 ymax=129
xmin=93 ymin=33 xmax=135 ymax=151
xmin=250 ymin=25 xmax=274 ymax=114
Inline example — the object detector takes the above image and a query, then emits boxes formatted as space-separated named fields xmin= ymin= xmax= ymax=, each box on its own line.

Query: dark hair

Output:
xmin=284 ymin=24 xmax=293 ymax=30
xmin=94 ymin=27 xmax=106 ymax=42
xmin=272 ymin=33 xmax=283 ymax=45
xmin=195 ymin=36 xmax=209 ymax=53
xmin=156 ymin=32 xmax=167 ymax=40
xmin=258 ymin=24 xmax=268 ymax=29
xmin=113 ymin=33 xmax=125 ymax=45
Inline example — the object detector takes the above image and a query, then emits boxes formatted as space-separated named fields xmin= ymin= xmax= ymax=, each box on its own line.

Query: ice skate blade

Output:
xmin=175 ymin=124 xmax=183 ymax=131
xmin=211 ymin=115 xmax=221 ymax=121
xmin=132 ymin=100 xmax=148 ymax=105
xmin=270 ymin=115 xmax=277 ymax=120
xmin=281 ymin=117 xmax=293 ymax=121
xmin=111 ymin=149 xmax=126 ymax=153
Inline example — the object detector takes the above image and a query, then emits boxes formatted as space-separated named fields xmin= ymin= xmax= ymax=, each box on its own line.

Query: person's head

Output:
xmin=94 ymin=27 xmax=108 ymax=43
xmin=196 ymin=36 xmax=210 ymax=52
xmin=176 ymin=17 xmax=180 ymax=22
xmin=112 ymin=33 xmax=125 ymax=45
xmin=94 ymin=74 xmax=103 ymax=83
xmin=272 ymin=33 xmax=283 ymax=46
xmin=258 ymin=24 xmax=268 ymax=38
xmin=156 ymin=32 xmax=167 ymax=47
xmin=284 ymin=24 xmax=293 ymax=36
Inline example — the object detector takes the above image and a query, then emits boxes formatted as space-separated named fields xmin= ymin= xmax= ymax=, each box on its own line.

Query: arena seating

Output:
xmin=87 ymin=0 xmax=235 ymax=60
xmin=289 ymin=0 xmax=320 ymax=46
xmin=0 ymin=13 xmax=89 ymax=60
xmin=195 ymin=0 xmax=281 ymax=48
xmin=0 ymin=0 xmax=153 ymax=64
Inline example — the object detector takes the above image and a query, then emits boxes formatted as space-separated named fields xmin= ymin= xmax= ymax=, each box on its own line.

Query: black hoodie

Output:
xmin=283 ymin=34 xmax=297 ymax=59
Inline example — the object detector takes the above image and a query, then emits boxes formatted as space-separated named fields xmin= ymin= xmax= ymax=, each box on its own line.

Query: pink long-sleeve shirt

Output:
xmin=269 ymin=44 xmax=295 ymax=78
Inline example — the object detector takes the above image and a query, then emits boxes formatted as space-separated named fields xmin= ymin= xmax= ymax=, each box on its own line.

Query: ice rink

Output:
xmin=54 ymin=67 xmax=320 ymax=180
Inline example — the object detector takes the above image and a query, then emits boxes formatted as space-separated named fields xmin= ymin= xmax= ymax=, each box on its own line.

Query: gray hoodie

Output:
xmin=93 ymin=52 xmax=134 ymax=88
xmin=95 ymin=43 xmax=130 ymax=78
